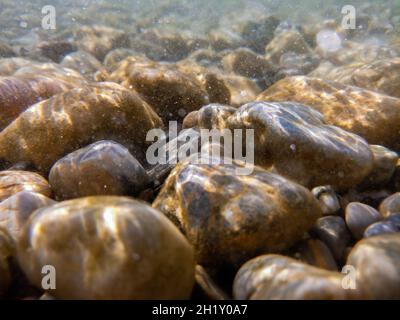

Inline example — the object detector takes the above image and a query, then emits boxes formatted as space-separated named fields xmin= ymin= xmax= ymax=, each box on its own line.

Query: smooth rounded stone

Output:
xmin=258 ymin=76 xmax=400 ymax=149
xmin=17 ymin=196 xmax=195 ymax=300
xmin=73 ymin=25 xmax=130 ymax=61
xmin=221 ymin=48 xmax=276 ymax=79
xmin=109 ymin=57 xmax=229 ymax=123
xmin=311 ymin=186 xmax=341 ymax=216
xmin=193 ymin=265 xmax=229 ymax=300
xmin=0 ymin=191 xmax=55 ymax=241
xmin=0 ymin=65 xmax=88 ymax=130
xmin=60 ymin=51 xmax=104 ymax=80
xmin=0 ymin=82 xmax=163 ymax=174
xmin=49 ymin=140 xmax=149 ymax=200
xmin=224 ymin=101 xmax=373 ymax=190
xmin=0 ymin=57 xmax=32 ymax=76
xmin=345 ymin=202 xmax=382 ymax=240
xmin=311 ymin=58 xmax=400 ymax=99
xmin=363 ymin=221 xmax=399 ymax=238
xmin=0 ymin=171 xmax=51 ymax=202
xmin=379 ymin=193 xmax=400 ymax=218
xmin=347 ymin=234 xmax=400 ymax=299
xmin=264 ymin=30 xmax=314 ymax=66
xmin=153 ymin=159 xmax=322 ymax=271
xmin=220 ymin=75 xmax=262 ymax=107
xmin=208 ymin=30 xmax=243 ymax=52
xmin=233 ymin=255 xmax=359 ymax=300
xmin=0 ymin=227 xmax=13 ymax=297
xmin=358 ymin=145 xmax=398 ymax=189
xmin=292 ymin=239 xmax=338 ymax=271
xmin=311 ymin=216 xmax=351 ymax=263
xmin=240 ymin=16 xmax=280 ymax=53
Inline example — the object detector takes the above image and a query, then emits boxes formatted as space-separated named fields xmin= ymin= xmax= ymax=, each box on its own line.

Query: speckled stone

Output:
xmin=257 ymin=76 xmax=400 ymax=149
xmin=17 ymin=196 xmax=195 ymax=300
xmin=223 ymin=102 xmax=373 ymax=190
xmin=0 ymin=191 xmax=55 ymax=241
xmin=153 ymin=159 xmax=321 ymax=271
xmin=0 ymin=171 xmax=51 ymax=201
xmin=311 ymin=216 xmax=351 ymax=263
xmin=49 ymin=140 xmax=149 ymax=200
xmin=345 ymin=202 xmax=382 ymax=239
xmin=233 ymin=254 xmax=360 ymax=300
xmin=0 ymin=82 xmax=163 ymax=174
xmin=347 ymin=234 xmax=400 ymax=299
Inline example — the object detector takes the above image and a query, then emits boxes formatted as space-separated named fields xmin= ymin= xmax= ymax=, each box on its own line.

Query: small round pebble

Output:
xmin=345 ymin=202 xmax=382 ymax=239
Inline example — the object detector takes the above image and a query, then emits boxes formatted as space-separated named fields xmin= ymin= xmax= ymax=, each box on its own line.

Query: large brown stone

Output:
xmin=205 ymin=101 xmax=373 ymax=190
xmin=153 ymin=159 xmax=321 ymax=271
xmin=0 ymin=82 xmax=163 ymax=174
xmin=17 ymin=196 xmax=195 ymax=300
xmin=258 ymin=76 xmax=400 ymax=149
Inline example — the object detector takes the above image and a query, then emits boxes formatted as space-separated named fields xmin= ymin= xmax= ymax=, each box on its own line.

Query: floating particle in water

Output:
xmin=316 ymin=29 xmax=342 ymax=53
xmin=19 ymin=21 xmax=27 ymax=28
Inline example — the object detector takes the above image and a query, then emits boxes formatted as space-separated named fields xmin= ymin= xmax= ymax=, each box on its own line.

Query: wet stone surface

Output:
xmin=49 ymin=140 xmax=149 ymax=200
xmin=17 ymin=196 xmax=195 ymax=300
xmin=153 ymin=158 xmax=321 ymax=272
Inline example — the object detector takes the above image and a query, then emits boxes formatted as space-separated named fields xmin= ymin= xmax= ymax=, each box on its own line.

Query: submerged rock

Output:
xmin=0 ymin=64 xmax=87 ymax=130
xmin=258 ymin=76 xmax=400 ymax=149
xmin=347 ymin=234 xmax=400 ymax=299
xmin=49 ymin=140 xmax=148 ymax=200
xmin=0 ymin=82 xmax=163 ymax=174
xmin=0 ymin=191 xmax=55 ymax=241
xmin=222 ymin=101 xmax=373 ymax=190
xmin=311 ymin=216 xmax=351 ymax=263
xmin=60 ymin=50 xmax=104 ymax=80
xmin=345 ymin=202 xmax=382 ymax=239
xmin=221 ymin=48 xmax=276 ymax=79
xmin=240 ymin=16 xmax=280 ymax=53
xmin=73 ymin=25 xmax=130 ymax=61
xmin=265 ymin=30 xmax=314 ymax=65
xmin=17 ymin=196 xmax=195 ymax=300
xmin=311 ymin=186 xmax=341 ymax=216
xmin=0 ymin=171 xmax=51 ymax=202
xmin=110 ymin=57 xmax=229 ymax=122
xmin=153 ymin=159 xmax=321 ymax=271
xmin=233 ymin=255 xmax=359 ymax=300
xmin=379 ymin=193 xmax=400 ymax=217
xmin=310 ymin=58 xmax=400 ymax=98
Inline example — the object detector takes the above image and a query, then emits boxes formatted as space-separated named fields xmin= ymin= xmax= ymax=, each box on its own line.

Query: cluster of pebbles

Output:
xmin=0 ymin=0 xmax=400 ymax=300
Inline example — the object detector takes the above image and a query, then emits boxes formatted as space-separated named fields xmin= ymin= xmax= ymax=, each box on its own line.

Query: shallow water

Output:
xmin=0 ymin=0 xmax=400 ymax=301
